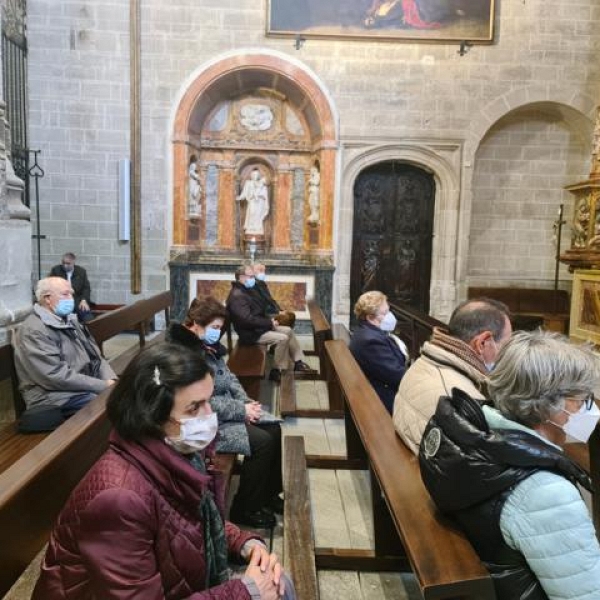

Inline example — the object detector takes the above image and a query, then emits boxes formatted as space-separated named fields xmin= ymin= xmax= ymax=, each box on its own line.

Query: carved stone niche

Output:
xmin=0 ymin=118 xmax=28 ymax=221
xmin=560 ymin=180 xmax=600 ymax=271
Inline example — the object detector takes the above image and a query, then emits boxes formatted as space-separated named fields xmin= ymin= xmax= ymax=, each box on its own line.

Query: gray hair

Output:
xmin=488 ymin=330 xmax=600 ymax=427
xmin=35 ymin=277 xmax=61 ymax=302
xmin=234 ymin=264 xmax=252 ymax=281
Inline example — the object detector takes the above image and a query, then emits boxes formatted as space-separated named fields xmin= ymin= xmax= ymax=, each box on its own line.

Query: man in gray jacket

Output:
xmin=13 ymin=277 xmax=115 ymax=424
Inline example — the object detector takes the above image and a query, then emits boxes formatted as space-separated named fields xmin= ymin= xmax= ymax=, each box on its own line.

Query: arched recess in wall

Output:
xmin=468 ymin=101 xmax=594 ymax=289
xmin=170 ymin=51 xmax=338 ymax=259
xmin=457 ymin=87 xmax=596 ymax=296
xmin=338 ymin=142 xmax=461 ymax=322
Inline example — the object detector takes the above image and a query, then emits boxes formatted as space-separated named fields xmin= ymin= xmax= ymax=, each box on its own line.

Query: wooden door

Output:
xmin=350 ymin=162 xmax=435 ymax=315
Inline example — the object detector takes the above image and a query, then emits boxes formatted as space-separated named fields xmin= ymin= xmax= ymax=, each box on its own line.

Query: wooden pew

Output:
xmin=390 ymin=301 xmax=445 ymax=361
xmin=280 ymin=301 xmax=344 ymax=419
xmin=304 ymin=299 xmax=332 ymax=380
xmin=316 ymin=340 xmax=495 ymax=600
xmin=467 ymin=286 xmax=569 ymax=334
xmin=0 ymin=389 xmax=112 ymax=597
xmin=283 ymin=436 xmax=320 ymax=600
xmin=227 ymin=343 xmax=267 ymax=400
xmin=88 ymin=291 xmax=172 ymax=375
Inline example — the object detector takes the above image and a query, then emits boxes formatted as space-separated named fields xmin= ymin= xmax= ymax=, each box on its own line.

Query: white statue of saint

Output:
xmin=188 ymin=158 xmax=201 ymax=218
xmin=237 ymin=168 xmax=269 ymax=235
xmin=307 ymin=165 xmax=320 ymax=224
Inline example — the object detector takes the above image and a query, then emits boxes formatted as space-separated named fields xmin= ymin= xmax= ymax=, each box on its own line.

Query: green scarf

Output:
xmin=190 ymin=454 xmax=230 ymax=588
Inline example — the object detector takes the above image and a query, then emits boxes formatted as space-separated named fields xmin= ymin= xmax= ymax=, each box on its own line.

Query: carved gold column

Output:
xmin=560 ymin=107 xmax=600 ymax=270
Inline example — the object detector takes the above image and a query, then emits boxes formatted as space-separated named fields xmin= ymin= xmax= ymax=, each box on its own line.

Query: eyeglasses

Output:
xmin=583 ymin=393 xmax=595 ymax=411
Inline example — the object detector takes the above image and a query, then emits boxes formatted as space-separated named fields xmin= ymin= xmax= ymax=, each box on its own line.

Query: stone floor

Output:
xmin=4 ymin=335 xmax=421 ymax=599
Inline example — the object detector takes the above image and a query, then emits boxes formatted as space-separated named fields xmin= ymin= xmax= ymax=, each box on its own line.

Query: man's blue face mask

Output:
xmin=54 ymin=298 xmax=74 ymax=317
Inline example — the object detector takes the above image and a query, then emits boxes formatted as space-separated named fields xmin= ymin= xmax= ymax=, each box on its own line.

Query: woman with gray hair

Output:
xmin=419 ymin=330 xmax=600 ymax=600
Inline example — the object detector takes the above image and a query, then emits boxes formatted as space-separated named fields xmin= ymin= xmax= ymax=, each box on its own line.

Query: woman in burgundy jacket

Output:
xmin=33 ymin=343 xmax=294 ymax=600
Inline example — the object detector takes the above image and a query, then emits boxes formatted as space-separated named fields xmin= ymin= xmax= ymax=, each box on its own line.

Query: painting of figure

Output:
xmin=268 ymin=0 xmax=494 ymax=42
xmin=570 ymin=270 xmax=600 ymax=347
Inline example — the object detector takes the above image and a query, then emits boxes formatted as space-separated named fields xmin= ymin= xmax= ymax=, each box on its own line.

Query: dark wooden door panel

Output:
xmin=351 ymin=162 xmax=435 ymax=316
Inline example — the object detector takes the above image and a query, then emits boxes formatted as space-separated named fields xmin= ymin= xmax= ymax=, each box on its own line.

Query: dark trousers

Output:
xmin=232 ymin=422 xmax=283 ymax=512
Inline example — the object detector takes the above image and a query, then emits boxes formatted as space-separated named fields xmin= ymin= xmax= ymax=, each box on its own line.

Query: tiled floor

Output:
xmin=4 ymin=335 xmax=420 ymax=599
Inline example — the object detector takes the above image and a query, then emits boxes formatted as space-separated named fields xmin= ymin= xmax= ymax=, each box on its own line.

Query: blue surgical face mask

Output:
xmin=379 ymin=311 xmax=397 ymax=332
xmin=244 ymin=277 xmax=256 ymax=289
xmin=256 ymin=272 xmax=266 ymax=282
xmin=54 ymin=298 xmax=74 ymax=317
xmin=202 ymin=327 xmax=221 ymax=345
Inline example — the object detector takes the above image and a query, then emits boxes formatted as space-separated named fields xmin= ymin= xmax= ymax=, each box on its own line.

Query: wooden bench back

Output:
xmin=283 ymin=436 xmax=320 ymax=599
xmin=307 ymin=300 xmax=332 ymax=379
xmin=0 ymin=344 xmax=25 ymax=417
xmin=0 ymin=390 xmax=111 ymax=597
xmin=389 ymin=302 xmax=445 ymax=361
xmin=324 ymin=339 xmax=495 ymax=599
xmin=88 ymin=291 xmax=173 ymax=353
xmin=468 ymin=287 xmax=569 ymax=315
xmin=87 ymin=302 xmax=147 ymax=352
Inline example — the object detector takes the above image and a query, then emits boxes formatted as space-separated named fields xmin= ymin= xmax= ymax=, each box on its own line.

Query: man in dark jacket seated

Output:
xmin=226 ymin=265 xmax=312 ymax=383
xmin=252 ymin=263 xmax=296 ymax=328
xmin=49 ymin=251 xmax=93 ymax=321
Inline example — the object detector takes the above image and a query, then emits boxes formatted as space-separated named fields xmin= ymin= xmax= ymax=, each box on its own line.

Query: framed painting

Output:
xmin=569 ymin=269 xmax=600 ymax=346
xmin=267 ymin=0 xmax=495 ymax=43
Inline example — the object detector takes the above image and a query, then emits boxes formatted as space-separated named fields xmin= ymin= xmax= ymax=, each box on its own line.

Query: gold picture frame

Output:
xmin=569 ymin=269 xmax=600 ymax=346
xmin=267 ymin=0 xmax=495 ymax=44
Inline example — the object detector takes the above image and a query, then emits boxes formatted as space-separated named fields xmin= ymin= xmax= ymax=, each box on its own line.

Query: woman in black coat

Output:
xmin=349 ymin=291 xmax=407 ymax=414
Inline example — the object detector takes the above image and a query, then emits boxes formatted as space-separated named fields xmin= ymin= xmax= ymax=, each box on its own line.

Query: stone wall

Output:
xmin=26 ymin=0 xmax=600 ymax=320
xmin=468 ymin=105 xmax=591 ymax=290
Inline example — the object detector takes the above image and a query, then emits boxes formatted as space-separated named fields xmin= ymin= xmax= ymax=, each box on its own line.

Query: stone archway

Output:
xmin=337 ymin=140 xmax=462 ymax=323
xmin=456 ymin=86 xmax=597 ymax=297
xmin=170 ymin=50 xmax=339 ymax=259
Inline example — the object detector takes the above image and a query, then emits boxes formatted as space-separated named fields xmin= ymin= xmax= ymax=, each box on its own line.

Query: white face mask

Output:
xmin=560 ymin=402 xmax=600 ymax=443
xmin=166 ymin=412 xmax=218 ymax=454
xmin=379 ymin=311 xmax=397 ymax=332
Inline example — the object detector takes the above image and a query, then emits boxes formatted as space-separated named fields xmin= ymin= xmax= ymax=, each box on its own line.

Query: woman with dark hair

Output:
xmin=167 ymin=296 xmax=283 ymax=529
xmin=33 ymin=343 xmax=294 ymax=600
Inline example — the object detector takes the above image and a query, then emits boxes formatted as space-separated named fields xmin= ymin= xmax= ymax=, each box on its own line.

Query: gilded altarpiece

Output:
xmin=561 ymin=107 xmax=600 ymax=271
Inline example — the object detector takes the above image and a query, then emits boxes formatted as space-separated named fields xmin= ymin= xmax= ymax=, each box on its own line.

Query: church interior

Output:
xmin=2 ymin=0 xmax=600 ymax=597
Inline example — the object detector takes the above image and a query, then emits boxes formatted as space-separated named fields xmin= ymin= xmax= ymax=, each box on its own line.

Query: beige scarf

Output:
xmin=430 ymin=327 xmax=488 ymax=376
